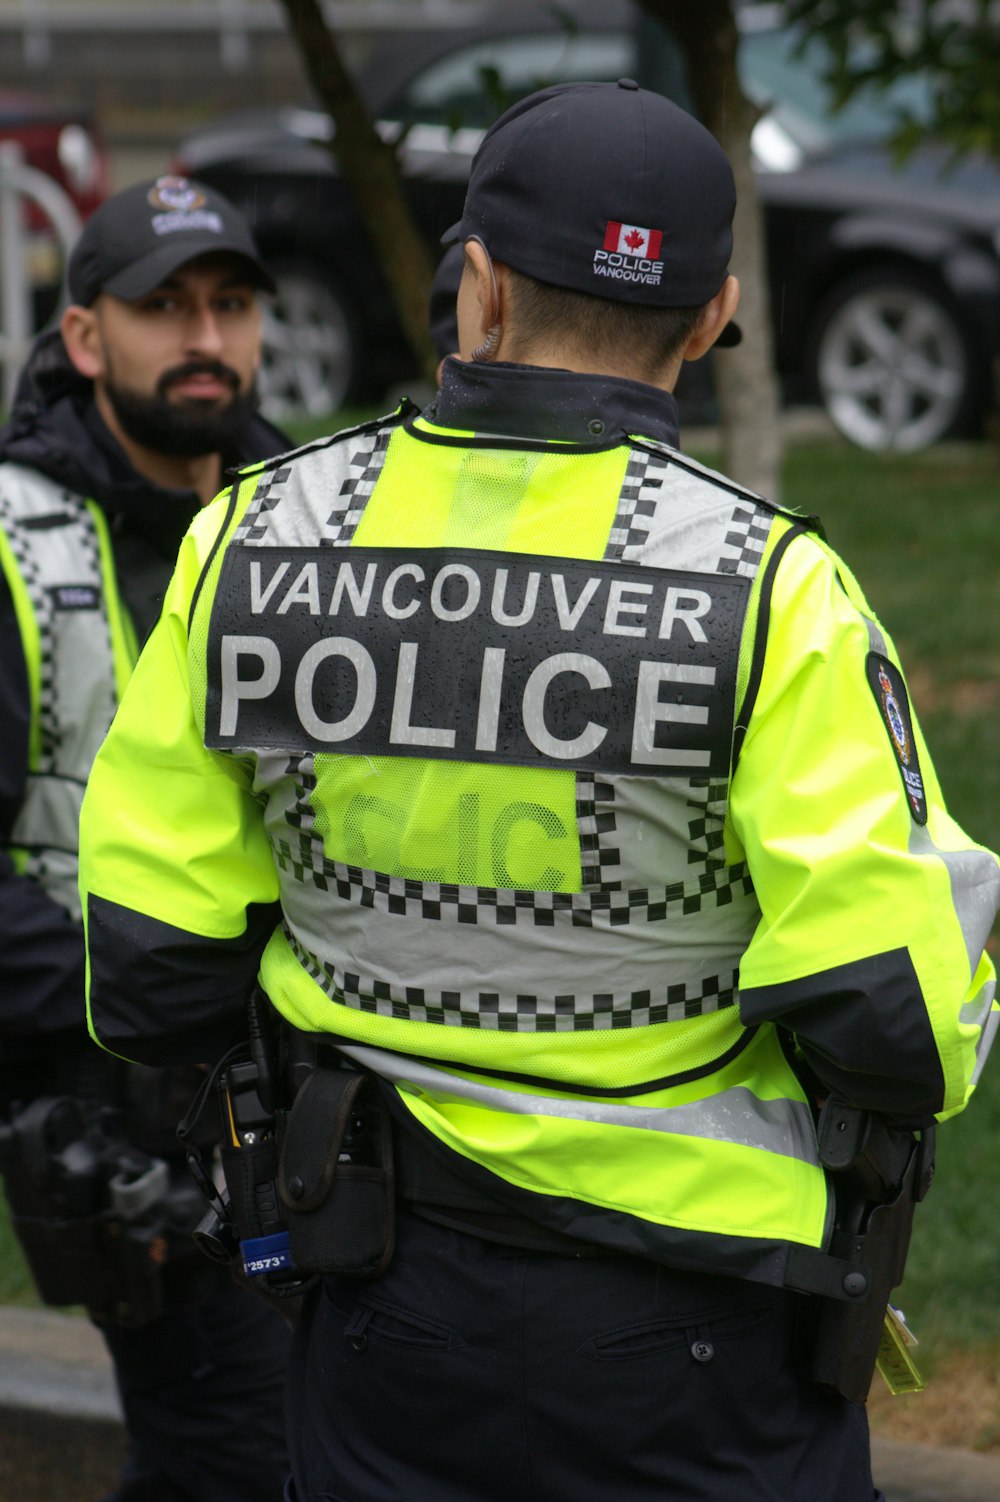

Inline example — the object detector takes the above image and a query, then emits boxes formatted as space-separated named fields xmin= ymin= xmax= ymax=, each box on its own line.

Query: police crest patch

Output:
xmin=147 ymin=176 xmax=206 ymax=213
xmin=866 ymin=652 xmax=927 ymax=825
xmin=146 ymin=175 xmax=223 ymax=237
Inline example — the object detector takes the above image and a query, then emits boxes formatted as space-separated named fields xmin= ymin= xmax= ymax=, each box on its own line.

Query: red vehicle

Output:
xmin=1 ymin=90 xmax=109 ymax=328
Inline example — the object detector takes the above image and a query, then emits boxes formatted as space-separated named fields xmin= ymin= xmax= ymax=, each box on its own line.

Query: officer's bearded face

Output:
xmin=103 ymin=364 xmax=261 ymax=459
xmin=92 ymin=253 xmax=264 ymax=459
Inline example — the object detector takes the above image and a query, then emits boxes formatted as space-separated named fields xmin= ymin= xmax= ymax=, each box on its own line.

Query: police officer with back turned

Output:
xmin=80 ymin=87 xmax=999 ymax=1501
xmin=0 ymin=176 xmax=291 ymax=1501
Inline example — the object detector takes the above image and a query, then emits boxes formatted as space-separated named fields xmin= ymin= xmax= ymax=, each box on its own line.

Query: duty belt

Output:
xmin=392 ymin=1118 xmax=606 ymax=1256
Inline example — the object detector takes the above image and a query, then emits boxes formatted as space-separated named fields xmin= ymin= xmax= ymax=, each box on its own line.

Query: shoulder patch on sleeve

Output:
xmin=866 ymin=652 xmax=927 ymax=825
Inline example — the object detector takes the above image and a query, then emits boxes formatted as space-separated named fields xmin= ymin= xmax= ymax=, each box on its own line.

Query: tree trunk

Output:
xmin=637 ymin=0 xmax=783 ymax=498
xmin=277 ymin=0 xmax=437 ymax=385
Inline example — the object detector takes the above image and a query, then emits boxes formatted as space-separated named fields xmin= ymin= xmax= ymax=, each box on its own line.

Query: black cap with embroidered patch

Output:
xmin=68 ymin=175 xmax=276 ymax=307
xmin=444 ymin=80 xmax=741 ymax=346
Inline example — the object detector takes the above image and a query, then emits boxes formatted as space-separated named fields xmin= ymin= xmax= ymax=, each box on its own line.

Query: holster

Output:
xmin=786 ymin=1100 xmax=935 ymax=1404
xmin=277 ymin=1067 xmax=395 ymax=1279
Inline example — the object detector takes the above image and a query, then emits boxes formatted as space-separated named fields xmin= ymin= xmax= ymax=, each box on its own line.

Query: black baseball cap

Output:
xmin=68 ymin=174 xmax=276 ymax=307
xmin=445 ymin=80 xmax=741 ymax=346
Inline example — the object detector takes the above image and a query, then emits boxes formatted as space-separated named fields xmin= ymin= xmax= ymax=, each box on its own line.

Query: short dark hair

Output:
xmin=503 ymin=268 xmax=707 ymax=382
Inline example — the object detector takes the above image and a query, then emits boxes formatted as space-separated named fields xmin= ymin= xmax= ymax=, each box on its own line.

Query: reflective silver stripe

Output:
xmin=0 ymin=466 xmax=119 ymax=920
xmin=968 ymin=987 xmax=999 ymax=1089
xmin=16 ymin=780 xmax=85 ymax=921
xmin=278 ymin=868 xmax=753 ymax=1034
xmin=19 ymin=849 xmax=81 ymax=923
xmin=966 ymin=1003 xmax=996 ymax=1087
xmin=338 ymin=1042 xmax=820 ymax=1166
xmin=15 ymin=771 xmax=84 ymax=846
xmin=909 ymin=825 xmax=1000 ymax=976
xmin=960 ymin=975 xmax=997 ymax=1030
xmin=864 ymin=618 xmax=888 ymax=656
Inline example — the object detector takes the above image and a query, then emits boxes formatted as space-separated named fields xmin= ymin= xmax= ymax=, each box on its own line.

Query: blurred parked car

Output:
xmin=0 ymin=90 xmax=109 ymax=325
xmin=173 ymin=1 xmax=1000 ymax=451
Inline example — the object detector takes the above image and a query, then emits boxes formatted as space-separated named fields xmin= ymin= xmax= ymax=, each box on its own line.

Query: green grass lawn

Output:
xmin=3 ymin=428 xmax=999 ymax=1369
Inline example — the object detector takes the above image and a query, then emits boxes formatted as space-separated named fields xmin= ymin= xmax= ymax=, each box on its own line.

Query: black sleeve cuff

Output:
xmin=87 ymin=893 xmax=282 ymax=1065
xmin=740 ymin=948 xmax=946 ymax=1118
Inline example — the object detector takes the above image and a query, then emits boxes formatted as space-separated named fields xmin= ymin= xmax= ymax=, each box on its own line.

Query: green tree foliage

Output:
xmin=783 ymin=0 xmax=1000 ymax=160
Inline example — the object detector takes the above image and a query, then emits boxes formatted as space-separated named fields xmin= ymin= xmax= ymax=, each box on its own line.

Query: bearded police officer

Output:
xmin=0 ymin=177 xmax=292 ymax=1500
xmin=80 ymin=87 xmax=999 ymax=1502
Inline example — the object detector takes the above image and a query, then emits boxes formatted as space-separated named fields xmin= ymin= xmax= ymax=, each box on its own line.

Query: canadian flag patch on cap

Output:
xmin=604 ymin=222 xmax=663 ymax=258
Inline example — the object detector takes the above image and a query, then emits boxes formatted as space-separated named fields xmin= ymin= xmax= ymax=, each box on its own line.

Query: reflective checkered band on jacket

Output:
xmin=282 ymin=920 xmax=740 ymax=1030
xmin=686 ymin=778 xmax=730 ymax=870
xmin=0 ymin=465 xmax=120 ymax=920
xmin=214 ymin=421 xmax=776 ymax=1038
xmin=234 ymin=428 xmax=394 ymax=548
xmin=273 ymin=833 xmax=753 ymax=924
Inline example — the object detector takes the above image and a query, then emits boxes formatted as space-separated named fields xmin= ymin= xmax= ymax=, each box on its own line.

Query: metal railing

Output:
xmin=0 ymin=141 xmax=80 ymax=410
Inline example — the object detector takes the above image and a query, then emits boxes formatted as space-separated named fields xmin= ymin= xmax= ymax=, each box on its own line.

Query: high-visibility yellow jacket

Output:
xmin=80 ymin=362 xmax=1000 ymax=1288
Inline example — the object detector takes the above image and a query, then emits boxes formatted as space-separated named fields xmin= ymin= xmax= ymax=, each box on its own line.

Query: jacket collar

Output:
xmin=425 ymin=358 xmax=680 ymax=449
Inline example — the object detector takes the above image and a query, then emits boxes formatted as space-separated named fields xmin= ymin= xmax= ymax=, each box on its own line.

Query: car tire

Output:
xmin=807 ymin=267 xmax=982 ymax=452
xmin=258 ymin=266 xmax=358 ymax=421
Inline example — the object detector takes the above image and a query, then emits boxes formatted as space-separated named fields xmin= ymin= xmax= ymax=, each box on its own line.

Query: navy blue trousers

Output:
xmin=99 ymin=1280 xmax=292 ymax=1502
xmin=286 ymin=1206 xmax=883 ymax=1502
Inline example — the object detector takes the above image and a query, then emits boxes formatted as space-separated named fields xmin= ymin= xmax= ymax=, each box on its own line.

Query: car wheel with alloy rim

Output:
xmin=258 ymin=266 xmax=357 ymax=421
xmin=809 ymin=268 xmax=980 ymax=452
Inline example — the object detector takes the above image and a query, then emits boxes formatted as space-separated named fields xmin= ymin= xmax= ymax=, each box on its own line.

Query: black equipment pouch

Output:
xmin=277 ymin=1067 xmax=395 ymax=1279
xmin=785 ymin=1100 xmax=935 ymax=1405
